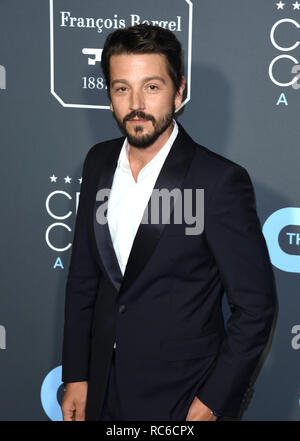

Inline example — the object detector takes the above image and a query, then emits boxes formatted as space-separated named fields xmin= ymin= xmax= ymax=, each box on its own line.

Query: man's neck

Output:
xmin=128 ymin=122 xmax=174 ymax=177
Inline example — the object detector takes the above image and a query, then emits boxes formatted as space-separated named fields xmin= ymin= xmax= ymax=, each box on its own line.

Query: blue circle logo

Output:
xmin=40 ymin=365 xmax=63 ymax=421
xmin=263 ymin=207 xmax=300 ymax=273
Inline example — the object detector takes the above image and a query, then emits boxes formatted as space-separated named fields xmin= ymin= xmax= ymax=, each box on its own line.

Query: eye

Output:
xmin=113 ymin=86 xmax=128 ymax=93
xmin=147 ymin=84 xmax=159 ymax=91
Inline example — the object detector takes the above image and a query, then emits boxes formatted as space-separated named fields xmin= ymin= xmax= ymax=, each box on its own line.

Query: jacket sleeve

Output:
xmin=196 ymin=164 xmax=277 ymax=418
xmin=62 ymin=147 xmax=102 ymax=383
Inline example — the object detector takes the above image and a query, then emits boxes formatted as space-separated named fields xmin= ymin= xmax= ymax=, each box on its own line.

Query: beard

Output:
xmin=113 ymin=104 xmax=176 ymax=148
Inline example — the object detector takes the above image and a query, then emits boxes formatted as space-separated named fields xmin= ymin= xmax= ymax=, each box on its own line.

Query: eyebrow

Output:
xmin=111 ymin=76 xmax=167 ymax=87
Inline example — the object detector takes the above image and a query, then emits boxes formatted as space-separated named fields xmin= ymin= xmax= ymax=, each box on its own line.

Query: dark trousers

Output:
xmin=99 ymin=348 xmax=123 ymax=421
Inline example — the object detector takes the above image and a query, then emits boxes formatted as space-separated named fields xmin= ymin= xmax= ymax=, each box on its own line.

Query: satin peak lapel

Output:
xmin=119 ymin=123 xmax=196 ymax=294
xmin=93 ymin=140 xmax=124 ymax=293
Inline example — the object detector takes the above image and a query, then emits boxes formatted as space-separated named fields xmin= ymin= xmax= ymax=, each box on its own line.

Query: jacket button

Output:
xmin=119 ymin=304 xmax=126 ymax=313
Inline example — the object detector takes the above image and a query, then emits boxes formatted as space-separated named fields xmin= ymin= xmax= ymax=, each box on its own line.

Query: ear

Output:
xmin=110 ymin=102 xmax=114 ymax=112
xmin=174 ymin=76 xmax=186 ymax=111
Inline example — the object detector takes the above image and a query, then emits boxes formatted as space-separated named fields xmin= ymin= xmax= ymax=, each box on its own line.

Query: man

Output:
xmin=61 ymin=24 xmax=276 ymax=421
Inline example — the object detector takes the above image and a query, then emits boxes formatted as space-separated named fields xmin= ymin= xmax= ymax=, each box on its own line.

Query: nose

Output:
xmin=129 ymin=88 xmax=145 ymax=111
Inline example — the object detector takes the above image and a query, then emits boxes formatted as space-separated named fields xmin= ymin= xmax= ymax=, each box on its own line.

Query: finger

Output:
xmin=75 ymin=406 xmax=85 ymax=421
xmin=62 ymin=408 xmax=75 ymax=421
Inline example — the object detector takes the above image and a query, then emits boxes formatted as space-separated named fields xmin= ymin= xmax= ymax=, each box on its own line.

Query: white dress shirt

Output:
xmin=107 ymin=119 xmax=178 ymax=275
xmin=107 ymin=120 xmax=178 ymax=350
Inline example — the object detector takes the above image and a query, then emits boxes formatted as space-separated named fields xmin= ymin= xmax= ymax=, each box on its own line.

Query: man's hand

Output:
xmin=185 ymin=396 xmax=217 ymax=421
xmin=61 ymin=381 xmax=88 ymax=421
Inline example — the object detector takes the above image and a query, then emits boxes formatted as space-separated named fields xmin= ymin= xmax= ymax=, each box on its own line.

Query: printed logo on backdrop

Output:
xmin=263 ymin=207 xmax=300 ymax=273
xmin=41 ymin=366 xmax=63 ymax=421
xmin=0 ymin=325 xmax=6 ymax=350
xmin=45 ymin=174 xmax=81 ymax=269
xmin=270 ymin=3 xmax=300 ymax=105
xmin=0 ymin=65 xmax=6 ymax=90
xmin=49 ymin=0 xmax=193 ymax=110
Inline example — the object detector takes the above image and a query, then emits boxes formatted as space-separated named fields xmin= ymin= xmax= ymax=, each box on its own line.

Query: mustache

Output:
xmin=123 ymin=111 xmax=156 ymax=124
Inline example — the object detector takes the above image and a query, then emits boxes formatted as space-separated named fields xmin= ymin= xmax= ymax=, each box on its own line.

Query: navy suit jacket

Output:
xmin=62 ymin=122 xmax=276 ymax=421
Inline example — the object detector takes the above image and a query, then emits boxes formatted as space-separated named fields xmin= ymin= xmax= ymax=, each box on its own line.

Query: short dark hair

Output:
xmin=101 ymin=24 xmax=184 ymax=97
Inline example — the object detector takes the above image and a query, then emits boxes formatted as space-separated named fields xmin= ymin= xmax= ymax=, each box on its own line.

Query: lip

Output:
xmin=128 ymin=118 xmax=149 ymax=122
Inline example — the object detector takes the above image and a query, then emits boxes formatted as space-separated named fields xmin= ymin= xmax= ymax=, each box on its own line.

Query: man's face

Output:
xmin=109 ymin=53 xmax=185 ymax=148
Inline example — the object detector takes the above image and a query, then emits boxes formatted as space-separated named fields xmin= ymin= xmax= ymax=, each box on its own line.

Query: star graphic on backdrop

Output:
xmin=78 ymin=177 xmax=82 ymax=184
xmin=293 ymin=1 xmax=300 ymax=9
xmin=64 ymin=176 xmax=72 ymax=183
xmin=276 ymin=1 xmax=285 ymax=8
xmin=50 ymin=174 xmax=57 ymax=182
